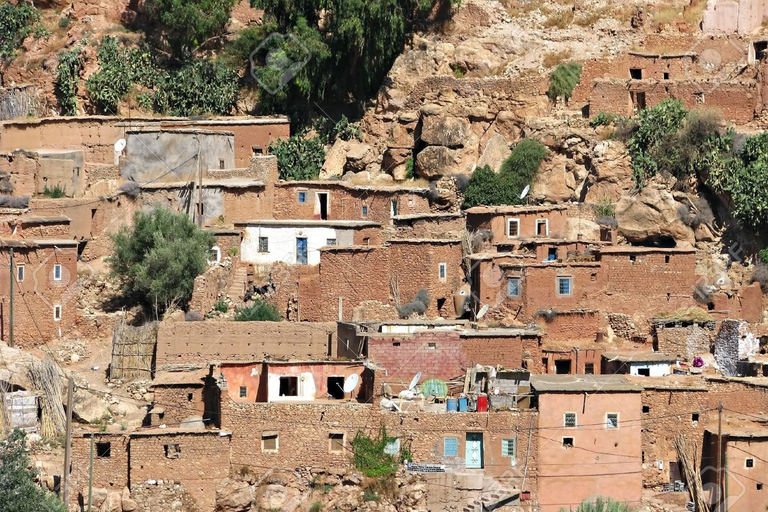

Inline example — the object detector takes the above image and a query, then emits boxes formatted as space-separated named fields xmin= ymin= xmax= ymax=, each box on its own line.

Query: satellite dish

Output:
xmin=520 ymin=184 xmax=530 ymax=200
xmin=408 ymin=372 xmax=422 ymax=391
xmin=114 ymin=139 xmax=126 ymax=152
xmin=342 ymin=374 xmax=360 ymax=393
xmin=477 ymin=304 xmax=489 ymax=319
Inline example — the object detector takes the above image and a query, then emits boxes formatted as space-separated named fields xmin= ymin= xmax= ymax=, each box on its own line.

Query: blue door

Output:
xmin=296 ymin=237 xmax=308 ymax=265
xmin=465 ymin=433 xmax=483 ymax=469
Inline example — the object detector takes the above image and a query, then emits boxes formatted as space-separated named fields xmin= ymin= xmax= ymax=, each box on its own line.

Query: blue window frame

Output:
xmin=298 ymin=191 xmax=307 ymax=203
xmin=443 ymin=437 xmax=458 ymax=457
xmin=507 ymin=277 xmax=521 ymax=297
xmin=557 ymin=277 xmax=572 ymax=296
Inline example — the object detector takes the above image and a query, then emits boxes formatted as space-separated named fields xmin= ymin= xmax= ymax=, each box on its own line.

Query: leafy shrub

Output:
xmin=214 ymin=300 xmax=229 ymax=313
xmin=463 ymin=139 xmax=548 ymax=208
xmin=152 ymin=59 xmax=239 ymax=116
xmin=269 ymin=134 xmax=326 ymax=180
xmin=59 ymin=17 xmax=70 ymax=29
xmin=558 ymin=496 xmax=636 ymax=512
xmin=397 ymin=289 xmax=429 ymax=318
xmin=234 ymin=298 xmax=282 ymax=321
xmin=56 ymin=46 xmax=83 ymax=116
xmin=315 ymin=115 xmax=362 ymax=144
xmin=350 ymin=426 xmax=399 ymax=478
xmin=42 ymin=185 xmax=66 ymax=198
xmin=547 ymin=62 xmax=582 ymax=102
xmin=627 ymin=98 xmax=687 ymax=187
xmin=0 ymin=2 xmax=42 ymax=60
xmin=143 ymin=0 xmax=237 ymax=59
xmin=759 ymin=248 xmax=768 ymax=265
xmin=593 ymin=198 xmax=615 ymax=218
xmin=589 ymin=111 xmax=616 ymax=128
xmin=0 ymin=429 xmax=67 ymax=512
xmin=309 ymin=502 xmax=324 ymax=512
xmin=108 ymin=206 xmax=216 ymax=315
xmin=404 ymin=157 xmax=415 ymax=179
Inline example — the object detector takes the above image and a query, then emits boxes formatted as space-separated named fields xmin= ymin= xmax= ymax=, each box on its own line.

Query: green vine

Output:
xmin=56 ymin=46 xmax=83 ymax=116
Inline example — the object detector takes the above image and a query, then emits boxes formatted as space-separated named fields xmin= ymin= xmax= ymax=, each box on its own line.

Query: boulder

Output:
xmin=615 ymin=186 xmax=695 ymax=244
xmin=91 ymin=487 xmax=109 ymax=510
xmin=121 ymin=499 xmax=138 ymax=512
xmin=377 ymin=87 xmax=407 ymax=112
xmin=476 ymin=133 xmax=511 ymax=171
xmin=584 ymin=141 xmax=633 ymax=203
xmin=420 ymin=115 xmax=470 ymax=148
xmin=415 ymin=146 xmax=462 ymax=178
xmin=72 ymin=389 xmax=110 ymax=424
xmin=344 ymin=142 xmax=375 ymax=173
xmin=532 ymin=153 xmax=586 ymax=203
xmin=215 ymin=479 xmax=254 ymax=512
xmin=100 ymin=491 xmax=122 ymax=512
xmin=320 ymin=139 xmax=350 ymax=179
xmin=382 ymin=147 xmax=411 ymax=180
xmin=564 ymin=218 xmax=601 ymax=241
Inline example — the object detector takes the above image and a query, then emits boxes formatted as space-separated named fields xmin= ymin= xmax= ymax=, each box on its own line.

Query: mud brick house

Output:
xmin=218 ymin=360 xmax=372 ymax=403
xmin=465 ymin=204 xmax=570 ymax=243
xmin=652 ymin=318 xmax=717 ymax=361
xmin=0 ymin=238 xmax=79 ymax=347
xmin=390 ymin=212 xmax=466 ymax=240
xmin=602 ymin=352 xmax=676 ymax=376
xmin=539 ymin=343 xmax=604 ymax=375
xmin=703 ymin=414 xmax=768 ymax=512
xmin=0 ymin=214 xmax=71 ymax=239
xmin=69 ymin=429 xmax=232 ymax=512
xmin=530 ymin=375 xmax=643 ymax=512
xmin=149 ymin=368 xmax=212 ymax=427
xmin=272 ymin=180 xmax=432 ymax=224
xmin=236 ymin=219 xmax=382 ymax=266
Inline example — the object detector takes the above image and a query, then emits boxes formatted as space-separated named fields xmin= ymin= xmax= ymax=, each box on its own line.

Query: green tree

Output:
xmin=547 ymin=62 xmax=582 ymax=102
xmin=143 ymin=0 xmax=237 ymax=59
xmin=55 ymin=46 xmax=83 ymax=116
xmin=627 ymin=98 xmax=688 ymax=187
xmin=269 ymin=133 xmax=326 ymax=180
xmin=0 ymin=2 xmax=42 ymax=60
xmin=108 ymin=206 xmax=216 ymax=315
xmin=0 ymin=429 xmax=67 ymax=512
xmin=151 ymin=59 xmax=239 ymax=116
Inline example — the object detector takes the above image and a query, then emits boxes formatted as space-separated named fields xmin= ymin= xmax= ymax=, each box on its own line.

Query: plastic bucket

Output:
xmin=446 ymin=398 xmax=459 ymax=412
xmin=477 ymin=394 xmax=488 ymax=412
xmin=458 ymin=397 xmax=468 ymax=412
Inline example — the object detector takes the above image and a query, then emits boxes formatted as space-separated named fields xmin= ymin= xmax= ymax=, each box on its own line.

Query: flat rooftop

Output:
xmin=530 ymin=374 xmax=643 ymax=393
xmin=704 ymin=413 xmax=768 ymax=437
xmin=235 ymin=219 xmax=381 ymax=228
xmin=626 ymin=375 xmax=709 ymax=391
xmin=464 ymin=204 xmax=568 ymax=214
xmin=0 ymin=238 xmax=79 ymax=248
xmin=392 ymin=212 xmax=465 ymax=221
xmin=140 ymin=178 xmax=265 ymax=189
xmin=603 ymin=352 xmax=678 ymax=363
xmin=274 ymin=180 xmax=429 ymax=193
xmin=14 ymin=215 xmax=71 ymax=224
xmin=598 ymin=245 xmax=696 ymax=254
xmin=1 ymin=115 xmax=289 ymax=126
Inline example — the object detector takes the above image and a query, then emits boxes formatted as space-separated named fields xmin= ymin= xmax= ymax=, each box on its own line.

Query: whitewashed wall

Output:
xmin=628 ymin=362 xmax=671 ymax=377
xmin=240 ymin=225 xmax=355 ymax=265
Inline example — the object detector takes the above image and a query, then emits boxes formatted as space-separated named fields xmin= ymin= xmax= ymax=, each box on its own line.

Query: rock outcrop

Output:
xmin=615 ymin=186 xmax=695 ymax=244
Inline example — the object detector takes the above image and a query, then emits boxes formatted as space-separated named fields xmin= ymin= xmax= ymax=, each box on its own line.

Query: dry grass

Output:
xmin=655 ymin=307 xmax=715 ymax=323
xmin=543 ymin=9 xmax=574 ymax=29
xmin=543 ymin=49 xmax=572 ymax=68
xmin=651 ymin=0 xmax=706 ymax=30
xmin=502 ymin=0 xmax=548 ymax=17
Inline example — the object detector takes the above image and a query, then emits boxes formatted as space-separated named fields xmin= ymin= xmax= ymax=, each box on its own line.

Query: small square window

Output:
xmin=392 ymin=342 xmax=400 ymax=347
xmin=53 ymin=264 xmax=62 ymax=281
xmin=16 ymin=265 xmax=24 ymax=282
xmin=557 ymin=277 xmax=572 ymax=296
xmin=692 ymin=413 xmax=699 ymax=422
xmin=443 ymin=437 xmax=459 ymax=457
xmin=326 ymin=239 xmax=337 ymax=246
xmin=165 ymin=444 xmax=181 ymax=459
xmin=629 ymin=255 xmax=636 ymax=262
xmin=298 ymin=191 xmax=307 ymax=204
xmin=642 ymin=405 xmax=650 ymax=414
xmin=96 ymin=442 xmax=111 ymax=458
xmin=606 ymin=413 xmax=619 ymax=428
xmin=187 ymin=393 xmax=194 ymax=401
xmin=758 ymin=483 xmax=763 ymax=490
xmin=746 ymin=458 xmax=755 ymax=468
xmin=507 ymin=277 xmax=521 ymax=297
xmin=427 ymin=342 xmax=436 ymax=350
xmin=562 ymin=437 xmax=574 ymax=448
xmin=507 ymin=219 xmax=520 ymax=238
xmin=564 ymin=412 xmax=576 ymax=427
xmin=362 ymin=205 xmax=368 ymax=217
xmin=663 ymin=72 xmax=670 ymax=80
xmin=536 ymin=219 xmax=548 ymax=237
xmin=53 ymin=305 xmax=62 ymax=322
xmin=329 ymin=433 xmax=345 ymax=453
xmin=258 ymin=237 xmax=269 ymax=253
xmin=239 ymin=386 xmax=247 ymax=398
xmin=501 ymin=439 xmax=516 ymax=458
xmin=584 ymin=363 xmax=594 ymax=374
xmin=438 ymin=263 xmax=447 ymax=280
xmin=630 ymin=68 xmax=642 ymax=79
xmin=262 ymin=433 xmax=278 ymax=452
xmin=384 ymin=438 xmax=400 ymax=456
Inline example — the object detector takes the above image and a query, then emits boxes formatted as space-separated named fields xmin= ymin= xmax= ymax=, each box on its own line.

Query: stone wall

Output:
xmin=653 ymin=322 xmax=716 ymax=360
xmin=536 ymin=310 xmax=604 ymax=343
xmin=70 ymin=433 xmax=130 ymax=506
xmin=155 ymin=321 xmax=336 ymax=367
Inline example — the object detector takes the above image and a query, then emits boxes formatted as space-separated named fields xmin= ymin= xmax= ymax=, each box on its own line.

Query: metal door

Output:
xmin=465 ymin=433 xmax=483 ymax=469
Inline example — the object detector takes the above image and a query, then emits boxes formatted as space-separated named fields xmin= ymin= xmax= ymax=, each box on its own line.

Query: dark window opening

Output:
xmin=692 ymin=413 xmax=699 ymax=422
xmin=562 ymin=437 xmax=574 ymax=448
xmin=536 ymin=220 xmax=547 ymax=236
xmin=665 ymin=255 xmax=670 ymax=263
xmin=600 ymin=227 xmax=612 ymax=242
xmin=746 ymin=458 xmax=754 ymax=468
xmin=707 ymin=302 xmax=715 ymax=311
xmin=259 ymin=237 xmax=269 ymax=253
xmin=554 ymin=360 xmax=572 ymax=374
xmin=318 ymin=193 xmax=329 ymax=220
xmin=252 ymin=146 xmax=264 ymax=156
xmin=393 ymin=342 xmax=400 ymax=347
xmin=327 ymin=377 xmax=345 ymax=399
xmin=164 ymin=444 xmax=181 ymax=459
xmin=187 ymin=393 xmax=193 ymax=402
xmin=437 ymin=298 xmax=446 ymax=311
xmin=219 ymin=159 xmax=225 ymax=169
xmin=428 ymin=342 xmax=437 ymax=350
xmin=329 ymin=433 xmax=344 ymax=452
xmin=642 ymin=405 xmax=650 ymax=414
xmin=548 ymin=248 xmax=558 ymax=261
xmin=239 ymin=386 xmax=247 ymax=398
xmin=629 ymin=255 xmax=636 ymax=262
xmin=758 ymin=483 xmax=763 ymax=490
xmin=637 ymin=368 xmax=651 ymax=376
xmin=631 ymin=91 xmax=647 ymax=110
xmin=754 ymin=41 xmax=768 ymax=61
xmin=584 ymin=363 xmax=594 ymax=374
xmin=630 ymin=68 xmax=642 ymax=79
xmin=96 ymin=442 xmax=111 ymax=458
xmin=279 ymin=376 xmax=298 ymax=397
xmin=663 ymin=72 xmax=669 ymax=80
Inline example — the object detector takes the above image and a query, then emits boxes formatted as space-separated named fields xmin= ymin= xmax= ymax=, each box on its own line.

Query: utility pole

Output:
xmin=62 ymin=376 xmax=74 ymax=505
xmin=87 ymin=434 xmax=94 ymax=512
xmin=8 ymin=247 xmax=13 ymax=348
xmin=717 ymin=400 xmax=724 ymax=512
xmin=196 ymin=140 xmax=203 ymax=228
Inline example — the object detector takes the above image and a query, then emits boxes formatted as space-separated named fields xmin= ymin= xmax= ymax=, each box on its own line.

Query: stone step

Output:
xmin=226 ymin=266 xmax=248 ymax=300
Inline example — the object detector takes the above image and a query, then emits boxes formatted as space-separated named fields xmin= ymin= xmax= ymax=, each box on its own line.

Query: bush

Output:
xmin=309 ymin=503 xmax=324 ymax=512
xmin=589 ymin=111 xmax=616 ymax=128
xmin=213 ymin=300 xmax=229 ymax=313
xmin=463 ymin=140 xmax=548 ymax=208
xmin=269 ymin=134 xmax=326 ymax=180
xmin=759 ymin=248 xmax=768 ymax=265
xmin=108 ymin=206 xmax=216 ymax=316
xmin=0 ymin=2 xmax=43 ymax=60
xmin=56 ymin=46 xmax=83 ymax=116
xmin=315 ymin=115 xmax=362 ymax=144
xmin=234 ymin=299 xmax=282 ymax=321
xmin=86 ymin=37 xmax=139 ymax=115
xmin=547 ymin=62 xmax=582 ymax=102
xmin=627 ymin=98 xmax=687 ymax=187
xmin=350 ymin=426 xmax=399 ymax=478
xmin=404 ymin=157 xmax=415 ymax=180
xmin=152 ymin=59 xmax=239 ymax=116
xmin=558 ymin=496 xmax=636 ymax=512
xmin=593 ymin=198 xmax=615 ymax=218
xmin=42 ymin=185 xmax=66 ymax=198
xmin=0 ymin=429 xmax=67 ymax=512
xmin=397 ymin=289 xmax=429 ymax=318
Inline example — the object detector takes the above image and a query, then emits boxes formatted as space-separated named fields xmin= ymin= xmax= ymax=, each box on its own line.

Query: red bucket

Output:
xmin=477 ymin=394 xmax=488 ymax=412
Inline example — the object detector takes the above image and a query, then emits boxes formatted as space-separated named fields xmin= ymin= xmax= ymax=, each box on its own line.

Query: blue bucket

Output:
xmin=446 ymin=398 xmax=459 ymax=412
xmin=458 ymin=397 xmax=468 ymax=412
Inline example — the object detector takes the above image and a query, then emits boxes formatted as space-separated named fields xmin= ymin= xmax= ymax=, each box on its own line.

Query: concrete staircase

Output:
xmin=226 ymin=266 xmax=248 ymax=301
